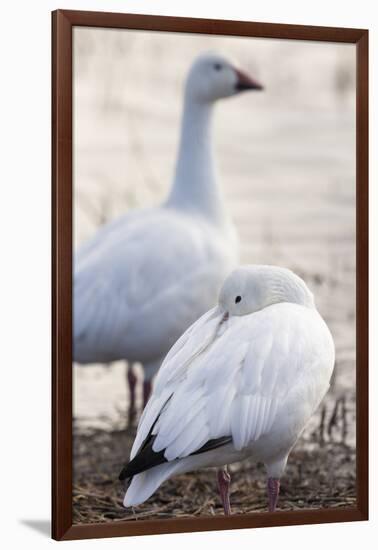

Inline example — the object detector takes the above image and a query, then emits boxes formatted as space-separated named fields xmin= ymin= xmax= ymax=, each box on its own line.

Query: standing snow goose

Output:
xmin=119 ymin=265 xmax=335 ymax=514
xmin=74 ymin=53 xmax=263 ymax=422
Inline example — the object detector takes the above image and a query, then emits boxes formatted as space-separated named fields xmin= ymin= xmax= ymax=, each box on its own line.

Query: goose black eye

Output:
xmin=235 ymin=296 xmax=242 ymax=304
xmin=214 ymin=63 xmax=222 ymax=71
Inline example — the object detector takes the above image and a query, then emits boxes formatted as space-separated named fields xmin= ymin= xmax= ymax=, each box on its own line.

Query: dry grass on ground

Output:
xmin=73 ymin=421 xmax=356 ymax=524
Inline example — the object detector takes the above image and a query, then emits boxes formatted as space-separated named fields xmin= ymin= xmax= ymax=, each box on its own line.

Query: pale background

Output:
xmin=73 ymin=28 xmax=356 ymax=450
xmin=1 ymin=1 xmax=377 ymax=549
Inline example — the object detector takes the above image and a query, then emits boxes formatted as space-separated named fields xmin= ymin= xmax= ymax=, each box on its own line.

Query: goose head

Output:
xmin=185 ymin=53 xmax=263 ymax=104
xmin=219 ymin=265 xmax=315 ymax=317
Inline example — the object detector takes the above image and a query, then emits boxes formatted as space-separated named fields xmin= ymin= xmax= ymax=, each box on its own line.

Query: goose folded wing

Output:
xmin=128 ymin=306 xmax=224 ymax=461
xmin=124 ymin=307 xmax=312 ymax=477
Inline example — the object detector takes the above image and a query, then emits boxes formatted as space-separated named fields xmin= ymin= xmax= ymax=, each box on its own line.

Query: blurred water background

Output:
xmin=73 ymin=28 xmax=356 ymax=449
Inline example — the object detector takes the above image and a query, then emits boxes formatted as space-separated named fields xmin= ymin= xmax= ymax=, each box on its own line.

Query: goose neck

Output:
xmin=166 ymin=98 xmax=226 ymax=223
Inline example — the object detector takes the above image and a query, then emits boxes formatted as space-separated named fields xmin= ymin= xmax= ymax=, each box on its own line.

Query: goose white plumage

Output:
xmin=120 ymin=265 xmax=335 ymax=513
xmin=74 ymin=53 xmax=263 ymax=420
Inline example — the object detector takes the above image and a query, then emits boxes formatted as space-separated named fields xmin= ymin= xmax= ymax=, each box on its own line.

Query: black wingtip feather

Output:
xmin=118 ymin=437 xmax=167 ymax=480
xmin=118 ymin=435 xmax=233 ymax=481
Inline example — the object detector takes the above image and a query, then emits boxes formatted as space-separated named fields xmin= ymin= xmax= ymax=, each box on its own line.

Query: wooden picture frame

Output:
xmin=52 ymin=9 xmax=368 ymax=541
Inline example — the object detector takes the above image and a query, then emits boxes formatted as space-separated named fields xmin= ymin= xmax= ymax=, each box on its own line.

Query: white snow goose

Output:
xmin=119 ymin=265 xmax=335 ymax=514
xmin=74 ymin=53 xmax=263 ymax=422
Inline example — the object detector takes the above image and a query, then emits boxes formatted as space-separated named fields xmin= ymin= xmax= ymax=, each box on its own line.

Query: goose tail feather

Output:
xmin=123 ymin=462 xmax=180 ymax=507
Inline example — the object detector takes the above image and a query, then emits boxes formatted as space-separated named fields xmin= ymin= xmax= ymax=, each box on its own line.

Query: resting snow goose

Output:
xmin=120 ymin=265 xmax=335 ymax=514
xmin=74 ymin=53 xmax=263 ymax=421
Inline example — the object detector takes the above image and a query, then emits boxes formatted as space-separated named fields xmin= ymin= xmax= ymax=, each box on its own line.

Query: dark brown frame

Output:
xmin=52 ymin=9 xmax=369 ymax=541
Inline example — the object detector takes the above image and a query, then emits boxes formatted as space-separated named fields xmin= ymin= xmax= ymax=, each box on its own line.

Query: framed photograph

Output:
xmin=52 ymin=9 xmax=368 ymax=541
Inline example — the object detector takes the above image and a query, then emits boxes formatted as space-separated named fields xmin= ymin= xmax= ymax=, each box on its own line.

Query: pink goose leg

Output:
xmin=127 ymin=363 xmax=137 ymax=425
xmin=217 ymin=467 xmax=232 ymax=515
xmin=143 ymin=380 xmax=152 ymax=408
xmin=267 ymin=477 xmax=280 ymax=512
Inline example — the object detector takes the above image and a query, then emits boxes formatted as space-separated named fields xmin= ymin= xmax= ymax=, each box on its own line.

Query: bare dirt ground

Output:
xmin=73 ymin=402 xmax=356 ymax=524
